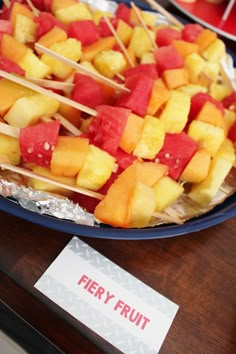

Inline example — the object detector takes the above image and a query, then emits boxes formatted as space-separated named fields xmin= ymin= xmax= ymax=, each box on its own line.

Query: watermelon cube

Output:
xmin=155 ymin=27 xmax=181 ymax=47
xmin=115 ymin=3 xmax=131 ymax=24
xmin=189 ymin=92 xmax=225 ymax=122
xmin=181 ymin=23 xmax=203 ymax=43
xmin=123 ymin=63 xmax=159 ymax=80
xmin=155 ymin=132 xmax=198 ymax=180
xmin=154 ymin=45 xmax=184 ymax=73
xmin=68 ymin=20 xmax=100 ymax=45
xmin=115 ymin=72 xmax=154 ymax=117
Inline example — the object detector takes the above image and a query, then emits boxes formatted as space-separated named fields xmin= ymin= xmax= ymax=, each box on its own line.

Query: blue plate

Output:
xmin=0 ymin=0 xmax=236 ymax=239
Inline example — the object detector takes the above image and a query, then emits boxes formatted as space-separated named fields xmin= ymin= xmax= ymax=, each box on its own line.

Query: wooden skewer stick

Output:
xmin=25 ymin=0 xmax=40 ymax=16
xmin=54 ymin=113 xmax=81 ymax=136
xmin=102 ymin=16 xmax=135 ymax=68
xmin=27 ymin=77 xmax=74 ymax=92
xmin=130 ymin=2 xmax=158 ymax=50
xmin=0 ymin=122 xmax=19 ymax=139
xmin=35 ymin=43 xmax=130 ymax=93
xmin=0 ymin=70 xmax=97 ymax=116
xmin=0 ymin=162 xmax=105 ymax=200
xmin=143 ymin=0 xmax=184 ymax=28
xmin=2 ymin=0 xmax=10 ymax=8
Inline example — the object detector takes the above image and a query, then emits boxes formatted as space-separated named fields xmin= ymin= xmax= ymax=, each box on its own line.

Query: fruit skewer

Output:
xmin=143 ymin=0 xmax=183 ymax=28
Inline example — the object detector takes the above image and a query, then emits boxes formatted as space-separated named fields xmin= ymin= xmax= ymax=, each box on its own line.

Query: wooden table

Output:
xmin=1 ymin=1 xmax=236 ymax=354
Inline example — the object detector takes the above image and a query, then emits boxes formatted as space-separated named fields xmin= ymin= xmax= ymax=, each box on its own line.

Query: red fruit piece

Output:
xmin=0 ymin=20 xmax=13 ymax=35
xmin=182 ymin=23 xmax=204 ymax=43
xmin=68 ymin=20 xmax=100 ymax=45
xmin=0 ymin=55 xmax=25 ymax=75
xmin=88 ymin=105 xmax=130 ymax=155
xmin=115 ymin=72 xmax=154 ymax=117
xmin=71 ymin=73 xmax=104 ymax=109
xmin=189 ymin=92 xmax=225 ymax=122
xmin=123 ymin=63 xmax=159 ymax=80
xmin=34 ymin=12 xmax=66 ymax=40
xmin=228 ymin=121 xmax=236 ymax=143
xmin=154 ymin=45 xmax=184 ymax=73
xmin=222 ymin=91 xmax=236 ymax=111
xmin=155 ymin=27 xmax=181 ymax=47
xmin=115 ymin=3 xmax=131 ymax=24
xmin=19 ymin=120 xmax=60 ymax=167
xmin=155 ymin=132 xmax=198 ymax=180
xmin=97 ymin=17 xmax=118 ymax=37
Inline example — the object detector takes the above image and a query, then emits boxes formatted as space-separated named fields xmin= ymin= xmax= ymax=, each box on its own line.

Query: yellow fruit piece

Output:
xmin=128 ymin=26 xmax=155 ymax=59
xmin=209 ymin=82 xmax=232 ymax=101
xmin=224 ymin=109 xmax=236 ymax=135
xmin=184 ymin=52 xmax=205 ymax=83
xmin=0 ymin=134 xmax=21 ymax=165
xmin=19 ymin=49 xmax=52 ymax=79
xmin=177 ymin=84 xmax=207 ymax=97
xmin=202 ymin=61 xmax=220 ymax=82
xmin=159 ymin=91 xmax=190 ymax=133
xmin=81 ymin=36 xmax=116 ymax=62
xmin=141 ymin=11 xmax=158 ymax=27
xmin=55 ymin=3 xmax=92 ymax=24
xmin=188 ymin=120 xmax=225 ymax=157
xmin=41 ymin=38 xmax=82 ymax=79
xmin=179 ymin=148 xmax=211 ymax=183
xmin=51 ymin=0 xmax=77 ymax=13
xmin=50 ymin=136 xmax=89 ymax=177
xmin=188 ymin=157 xmax=233 ymax=204
xmin=92 ymin=10 xmax=112 ymax=25
xmin=4 ymin=94 xmax=60 ymax=128
xmin=153 ymin=176 xmax=184 ymax=212
xmin=9 ymin=2 xmax=34 ymax=26
xmin=14 ymin=14 xmax=36 ymax=44
xmin=140 ymin=51 xmax=155 ymax=64
xmin=215 ymin=138 xmax=235 ymax=165
xmin=76 ymin=145 xmax=116 ymax=191
xmin=27 ymin=166 xmax=75 ymax=197
xmin=116 ymin=19 xmax=133 ymax=46
xmin=129 ymin=182 xmax=156 ymax=228
xmin=93 ymin=49 xmax=127 ymax=78
xmin=202 ymin=39 xmax=226 ymax=62
xmin=133 ymin=115 xmax=165 ymax=159
xmin=0 ymin=79 xmax=34 ymax=115
xmin=36 ymin=26 xmax=68 ymax=53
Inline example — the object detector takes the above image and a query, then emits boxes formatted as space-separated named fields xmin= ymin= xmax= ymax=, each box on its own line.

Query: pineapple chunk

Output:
xmin=19 ymin=49 xmax=51 ymax=79
xmin=4 ymin=94 xmax=60 ymax=128
xmin=153 ymin=176 xmax=184 ymax=211
xmin=27 ymin=166 xmax=75 ymax=197
xmin=177 ymin=84 xmax=207 ymax=97
xmin=129 ymin=182 xmax=156 ymax=228
xmin=184 ymin=52 xmax=205 ymax=83
xmin=159 ymin=91 xmax=190 ymax=133
xmin=93 ymin=49 xmax=127 ymax=78
xmin=41 ymin=38 xmax=82 ymax=80
xmin=133 ymin=115 xmax=165 ymax=159
xmin=188 ymin=120 xmax=225 ymax=156
xmin=128 ymin=26 xmax=155 ymax=59
xmin=0 ymin=133 xmax=21 ymax=165
xmin=202 ymin=61 xmax=220 ymax=82
xmin=116 ymin=19 xmax=133 ymax=46
xmin=142 ymin=11 xmax=158 ymax=28
xmin=76 ymin=145 xmax=116 ymax=191
xmin=14 ymin=14 xmax=36 ymax=44
xmin=215 ymin=138 xmax=235 ymax=164
xmin=209 ymin=82 xmax=232 ymax=101
xmin=202 ymin=39 xmax=226 ymax=62
xmin=55 ymin=3 xmax=93 ymax=24
xmin=93 ymin=10 xmax=113 ymax=25
xmin=188 ymin=157 xmax=233 ymax=204
xmin=140 ymin=52 xmax=155 ymax=64
xmin=224 ymin=109 xmax=236 ymax=134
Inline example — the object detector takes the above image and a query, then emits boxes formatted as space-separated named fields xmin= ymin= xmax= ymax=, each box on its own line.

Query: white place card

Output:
xmin=35 ymin=237 xmax=179 ymax=353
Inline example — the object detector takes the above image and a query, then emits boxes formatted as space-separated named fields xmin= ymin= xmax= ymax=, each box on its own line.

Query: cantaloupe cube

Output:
xmin=194 ymin=29 xmax=217 ymax=52
xmin=51 ymin=0 xmax=77 ymax=13
xmin=55 ymin=3 xmax=93 ymax=24
xmin=0 ymin=133 xmax=21 ymax=165
xmin=14 ymin=14 xmax=36 ymax=44
xmin=184 ymin=52 xmax=205 ymax=83
xmin=1 ymin=34 xmax=28 ymax=63
xmin=133 ymin=115 xmax=165 ymax=159
xmin=36 ymin=26 xmax=68 ymax=53
xmin=58 ymin=103 xmax=81 ymax=128
xmin=162 ymin=67 xmax=189 ymax=89
xmin=147 ymin=82 xmax=170 ymax=115
xmin=128 ymin=26 xmax=155 ymax=59
xmin=202 ymin=38 xmax=226 ymax=62
xmin=179 ymin=148 xmax=211 ymax=183
xmin=0 ymin=79 xmax=34 ymax=115
xmin=195 ymin=101 xmax=226 ymax=131
xmin=41 ymin=38 xmax=82 ymax=79
xmin=173 ymin=39 xmax=198 ymax=59
xmin=159 ymin=91 xmax=190 ymax=133
xmin=188 ymin=120 xmax=225 ymax=156
xmin=81 ymin=36 xmax=116 ymax=62
xmin=116 ymin=19 xmax=133 ymax=46
xmin=129 ymin=182 xmax=156 ymax=228
xmin=93 ymin=49 xmax=127 ymax=78
xmin=50 ymin=136 xmax=89 ymax=177
xmin=135 ymin=161 xmax=168 ymax=187
xmin=188 ymin=156 xmax=233 ymax=204
xmin=4 ymin=94 xmax=60 ymax=128
xmin=19 ymin=49 xmax=52 ymax=79
xmin=153 ymin=176 xmax=184 ymax=211
xmin=27 ymin=166 xmax=75 ymax=197
xmin=119 ymin=113 xmax=144 ymax=154
xmin=76 ymin=145 xmax=116 ymax=191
